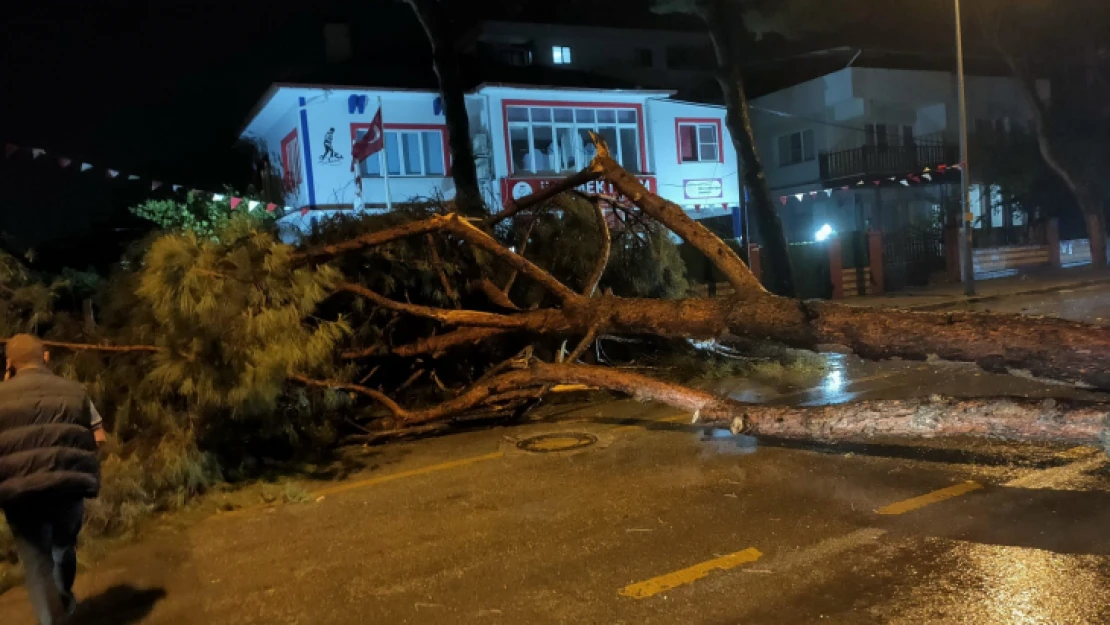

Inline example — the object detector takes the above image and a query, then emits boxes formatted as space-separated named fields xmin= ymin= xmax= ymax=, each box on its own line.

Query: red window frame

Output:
xmin=501 ymin=99 xmax=649 ymax=176
xmin=280 ymin=129 xmax=301 ymax=192
xmin=348 ymin=123 xmax=453 ymax=176
xmin=674 ymin=117 xmax=724 ymax=164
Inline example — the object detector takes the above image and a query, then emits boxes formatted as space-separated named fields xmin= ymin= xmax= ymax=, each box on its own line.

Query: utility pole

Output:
xmin=955 ymin=0 xmax=976 ymax=295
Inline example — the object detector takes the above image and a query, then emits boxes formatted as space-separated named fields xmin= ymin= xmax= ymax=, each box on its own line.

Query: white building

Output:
xmin=749 ymin=66 xmax=1050 ymax=243
xmin=240 ymin=82 xmax=744 ymax=233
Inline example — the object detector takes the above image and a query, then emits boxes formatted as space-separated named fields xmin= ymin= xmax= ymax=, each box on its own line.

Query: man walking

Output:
xmin=0 ymin=334 xmax=104 ymax=624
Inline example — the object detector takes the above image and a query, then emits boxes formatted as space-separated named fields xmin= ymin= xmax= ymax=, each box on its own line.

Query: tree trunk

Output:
xmin=698 ymin=0 xmax=796 ymax=298
xmin=996 ymin=46 xmax=1108 ymax=270
xmin=404 ymin=0 xmax=485 ymax=216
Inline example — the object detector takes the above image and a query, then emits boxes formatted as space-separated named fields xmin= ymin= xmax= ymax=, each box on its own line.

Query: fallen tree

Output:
xmin=4 ymin=142 xmax=1110 ymax=452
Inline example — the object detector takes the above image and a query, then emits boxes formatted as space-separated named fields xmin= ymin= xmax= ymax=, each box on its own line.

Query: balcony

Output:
xmin=819 ymin=143 xmax=960 ymax=183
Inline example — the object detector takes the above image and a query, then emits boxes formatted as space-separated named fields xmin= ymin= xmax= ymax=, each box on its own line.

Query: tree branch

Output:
xmin=0 ymin=338 xmax=160 ymax=353
xmin=484 ymin=168 xmax=603 ymax=228
xmin=592 ymin=152 xmax=764 ymax=294
xmin=582 ymin=197 xmax=611 ymax=298
xmin=336 ymin=282 xmax=535 ymax=329
xmin=424 ymin=234 xmax=459 ymax=306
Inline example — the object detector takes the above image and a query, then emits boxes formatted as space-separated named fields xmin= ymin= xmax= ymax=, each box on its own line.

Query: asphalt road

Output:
xmin=3 ymin=284 xmax=1110 ymax=624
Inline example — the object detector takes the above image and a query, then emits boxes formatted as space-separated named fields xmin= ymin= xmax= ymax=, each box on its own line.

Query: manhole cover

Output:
xmin=517 ymin=432 xmax=598 ymax=453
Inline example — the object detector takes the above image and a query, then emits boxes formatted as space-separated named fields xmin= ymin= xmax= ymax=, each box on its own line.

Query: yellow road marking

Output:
xmin=620 ymin=547 xmax=762 ymax=599
xmin=876 ymin=481 xmax=982 ymax=515
xmin=313 ymin=451 xmax=505 ymax=498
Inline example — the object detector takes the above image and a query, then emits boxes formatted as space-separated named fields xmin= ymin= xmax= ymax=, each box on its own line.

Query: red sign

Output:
xmin=501 ymin=176 xmax=657 ymax=205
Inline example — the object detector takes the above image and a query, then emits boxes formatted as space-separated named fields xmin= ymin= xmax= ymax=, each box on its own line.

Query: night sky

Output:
xmin=0 ymin=0 xmax=1102 ymax=261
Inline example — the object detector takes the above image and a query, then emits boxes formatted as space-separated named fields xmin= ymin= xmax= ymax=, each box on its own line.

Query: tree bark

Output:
xmin=404 ymin=0 xmax=484 ymax=216
xmin=697 ymin=0 xmax=796 ymax=297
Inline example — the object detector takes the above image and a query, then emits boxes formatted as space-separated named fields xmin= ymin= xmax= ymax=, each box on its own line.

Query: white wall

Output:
xmin=646 ymin=98 xmax=738 ymax=217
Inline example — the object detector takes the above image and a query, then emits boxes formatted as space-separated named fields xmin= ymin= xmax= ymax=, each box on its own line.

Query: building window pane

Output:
xmin=778 ymin=129 xmax=815 ymax=167
xmin=597 ymin=110 xmax=616 ymax=123
xmin=578 ymin=128 xmax=597 ymax=161
xmin=556 ymin=127 xmax=578 ymax=172
xmin=422 ymin=132 xmax=444 ymax=175
xmin=598 ymin=126 xmax=618 ymax=160
xmin=510 ymin=126 xmax=531 ymax=173
xmin=402 ymin=133 xmax=422 ymax=175
xmin=554 ymin=108 xmax=574 ymax=123
xmin=617 ymin=109 xmax=637 ymax=124
xmin=552 ymin=46 xmax=572 ymax=64
xmin=575 ymin=109 xmax=595 ymax=123
xmin=619 ymin=127 xmax=640 ymax=173
xmin=531 ymin=108 xmax=552 ymax=122
xmin=507 ymin=107 xmax=529 ymax=122
xmin=679 ymin=123 xmax=719 ymax=163
xmin=531 ymin=126 xmax=555 ymax=173
xmin=680 ymin=125 xmax=698 ymax=162
xmin=385 ymin=133 xmax=401 ymax=175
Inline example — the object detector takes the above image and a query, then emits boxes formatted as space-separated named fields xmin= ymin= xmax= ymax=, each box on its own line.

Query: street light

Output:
xmin=955 ymin=0 xmax=976 ymax=295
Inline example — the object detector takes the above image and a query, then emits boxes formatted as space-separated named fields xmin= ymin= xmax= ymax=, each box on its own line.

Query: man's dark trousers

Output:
xmin=4 ymin=494 xmax=84 ymax=624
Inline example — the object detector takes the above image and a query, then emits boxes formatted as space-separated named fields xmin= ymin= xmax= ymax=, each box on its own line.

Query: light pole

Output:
xmin=955 ymin=0 xmax=976 ymax=295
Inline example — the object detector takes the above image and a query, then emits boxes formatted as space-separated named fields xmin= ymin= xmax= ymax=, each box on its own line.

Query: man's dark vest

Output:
xmin=0 ymin=368 xmax=100 ymax=506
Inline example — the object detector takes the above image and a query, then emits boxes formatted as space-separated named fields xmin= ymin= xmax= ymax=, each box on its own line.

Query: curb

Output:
xmin=868 ymin=277 xmax=1110 ymax=311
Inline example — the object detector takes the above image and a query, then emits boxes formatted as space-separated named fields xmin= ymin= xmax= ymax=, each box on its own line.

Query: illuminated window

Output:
xmin=356 ymin=129 xmax=445 ymax=177
xmin=552 ymin=46 xmax=572 ymax=65
xmin=506 ymin=105 xmax=641 ymax=174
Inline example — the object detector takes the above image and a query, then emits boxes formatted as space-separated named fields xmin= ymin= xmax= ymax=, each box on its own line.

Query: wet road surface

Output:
xmin=3 ymin=285 xmax=1110 ymax=624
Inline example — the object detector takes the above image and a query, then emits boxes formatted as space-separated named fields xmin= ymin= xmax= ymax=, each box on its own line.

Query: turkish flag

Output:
xmin=351 ymin=107 xmax=384 ymax=167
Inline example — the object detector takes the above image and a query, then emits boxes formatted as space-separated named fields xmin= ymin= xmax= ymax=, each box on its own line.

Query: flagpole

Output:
xmin=380 ymin=96 xmax=393 ymax=211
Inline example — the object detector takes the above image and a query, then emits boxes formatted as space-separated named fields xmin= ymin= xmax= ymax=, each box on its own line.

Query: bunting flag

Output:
xmin=172 ymin=184 xmax=182 ymax=191
xmin=151 ymin=181 xmax=162 ymax=191
xmin=824 ymin=189 xmax=833 ymax=197
xmin=229 ymin=197 xmax=243 ymax=210
xmin=808 ymin=191 xmax=817 ymax=197
xmin=212 ymin=193 xmax=226 ymax=201
xmin=127 ymin=174 xmax=140 ymax=181
xmin=794 ymin=193 xmax=804 ymax=202
xmin=57 ymin=157 xmax=72 ymax=168
xmin=873 ymin=180 xmax=881 ymax=185
xmin=31 ymin=148 xmax=45 ymax=159
xmin=80 ymin=163 xmax=93 ymax=172
xmin=937 ymin=164 xmax=948 ymax=172
xmin=3 ymin=143 xmax=16 ymax=158
xmin=779 ymin=196 xmax=788 ymax=205
xmin=922 ymin=167 xmax=931 ymax=173
xmin=900 ymin=179 xmax=910 ymax=187
xmin=247 ymin=200 xmax=260 ymax=211
xmin=841 ymin=186 xmax=850 ymax=191
xmin=856 ymin=180 xmax=865 ymax=186
xmin=266 ymin=203 xmax=277 ymax=212
xmin=106 ymin=169 xmax=119 ymax=178
xmin=887 ymin=177 xmax=896 ymax=182
xmin=922 ymin=173 xmax=933 ymax=181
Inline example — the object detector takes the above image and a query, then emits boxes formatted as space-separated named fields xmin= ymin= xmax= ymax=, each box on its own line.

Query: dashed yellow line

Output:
xmin=876 ymin=481 xmax=982 ymax=515
xmin=619 ymin=547 xmax=763 ymax=599
xmin=312 ymin=451 xmax=505 ymax=498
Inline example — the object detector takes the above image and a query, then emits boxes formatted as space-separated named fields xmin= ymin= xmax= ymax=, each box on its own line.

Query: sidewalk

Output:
xmin=848 ymin=266 xmax=1110 ymax=310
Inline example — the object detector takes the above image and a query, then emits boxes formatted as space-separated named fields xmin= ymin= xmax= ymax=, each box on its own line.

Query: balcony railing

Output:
xmin=819 ymin=143 xmax=960 ymax=182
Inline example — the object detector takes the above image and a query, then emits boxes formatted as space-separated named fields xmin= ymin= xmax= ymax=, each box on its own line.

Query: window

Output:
xmin=902 ymin=125 xmax=915 ymax=147
xmin=777 ymin=129 xmax=815 ymax=167
xmin=506 ymin=104 xmax=641 ymax=174
xmin=677 ymin=121 xmax=721 ymax=163
xmin=280 ymin=129 xmax=301 ymax=192
xmin=635 ymin=48 xmax=653 ymax=68
xmin=497 ymin=46 xmax=532 ymax=67
xmin=552 ymin=46 xmax=572 ymax=65
xmin=356 ymin=129 xmax=446 ymax=177
xmin=665 ymin=45 xmax=714 ymax=70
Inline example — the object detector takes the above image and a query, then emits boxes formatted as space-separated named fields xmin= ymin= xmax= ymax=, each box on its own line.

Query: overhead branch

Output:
xmin=292 ymin=215 xmax=449 ymax=263
xmin=592 ymin=153 xmax=764 ymax=294
xmin=582 ymin=198 xmax=611 ymax=298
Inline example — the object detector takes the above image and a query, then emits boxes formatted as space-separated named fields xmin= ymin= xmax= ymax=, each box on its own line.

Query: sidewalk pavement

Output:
xmin=848 ymin=266 xmax=1110 ymax=310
